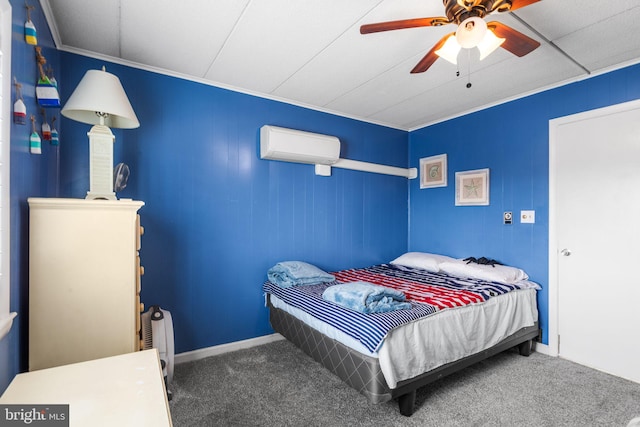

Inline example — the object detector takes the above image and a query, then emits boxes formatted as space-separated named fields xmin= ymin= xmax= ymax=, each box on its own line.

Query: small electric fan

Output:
xmin=113 ymin=163 xmax=130 ymax=193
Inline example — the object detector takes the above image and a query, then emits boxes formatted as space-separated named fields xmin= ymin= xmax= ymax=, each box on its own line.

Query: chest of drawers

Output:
xmin=28 ymin=198 xmax=145 ymax=370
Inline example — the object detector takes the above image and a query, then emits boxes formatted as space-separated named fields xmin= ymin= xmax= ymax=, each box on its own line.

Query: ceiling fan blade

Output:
xmin=491 ymin=0 xmax=540 ymax=13
xmin=487 ymin=21 xmax=540 ymax=57
xmin=410 ymin=32 xmax=455 ymax=74
xmin=511 ymin=0 xmax=540 ymax=11
xmin=508 ymin=0 xmax=541 ymax=11
xmin=360 ymin=16 xmax=449 ymax=34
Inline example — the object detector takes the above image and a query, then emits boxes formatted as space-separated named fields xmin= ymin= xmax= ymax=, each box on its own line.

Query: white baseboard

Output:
xmin=175 ymin=333 xmax=285 ymax=365
xmin=534 ymin=342 xmax=552 ymax=356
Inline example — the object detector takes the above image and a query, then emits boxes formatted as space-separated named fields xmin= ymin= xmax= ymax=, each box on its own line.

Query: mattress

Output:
xmin=264 ymin=263 xmax=539 ymax=389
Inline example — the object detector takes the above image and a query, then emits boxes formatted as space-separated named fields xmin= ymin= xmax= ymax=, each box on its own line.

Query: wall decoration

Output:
xmin=35 ymin=47 xmax=60 ymax=107
xmin=13 ymin=78 xmax=26 ymax=125
xmin=50 ymin=116 xmax=59 ymax=146
xmin=40 ymin=109 xmax=51 ymax=141
xmin=24 ymin=3 xmax=37 ymax=45
xmin=420 ymin=154 xmax=447 ymax=188
xmin=46 ymin=65 xmax=58 ymax=88
xmin=30 ymin=115 xmax=41 ymax=154
xmin=455 ymin=168 xmax=489 ymax=206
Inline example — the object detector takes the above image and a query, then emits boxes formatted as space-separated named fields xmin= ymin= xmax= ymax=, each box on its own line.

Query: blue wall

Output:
xmin=57 ymin=53 xmax=410 ymax=354
xmin=1 ymin=0 xmax=60 ymax=392
xmin=408 ymin=63 xmax=640 ymax=344
xmin=3 ymin=0 xmax=640 ymax=395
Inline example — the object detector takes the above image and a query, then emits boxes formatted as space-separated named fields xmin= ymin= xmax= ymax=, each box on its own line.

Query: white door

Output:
xmin=552 ymin=101 xmax=640 ymax=383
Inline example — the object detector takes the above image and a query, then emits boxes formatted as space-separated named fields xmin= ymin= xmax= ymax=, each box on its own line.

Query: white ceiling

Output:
xmin=40 ymin=0 xmax=640 ymax=131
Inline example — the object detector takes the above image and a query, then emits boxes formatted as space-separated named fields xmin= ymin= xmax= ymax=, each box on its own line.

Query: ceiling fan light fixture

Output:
xmin=456 ymin=17 xmax=487 ymax=48
xmin=477 ymin=29 xmax=505 ymax=60
xmin=359 ymin=0 xmax=541 ymax=74
xmin=435 ymin=34 xmax=462 ymax=65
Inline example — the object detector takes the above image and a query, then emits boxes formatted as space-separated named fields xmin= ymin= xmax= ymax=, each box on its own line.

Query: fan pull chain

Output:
xmin=466 ymin=49 xmax=472 ymax=88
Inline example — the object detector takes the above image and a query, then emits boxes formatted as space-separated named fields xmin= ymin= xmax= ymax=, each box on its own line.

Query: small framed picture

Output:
xmin=455 ymin=168 xmax=490 ymax=206
xmin=420 ymin=154 xmax=447 ymax=189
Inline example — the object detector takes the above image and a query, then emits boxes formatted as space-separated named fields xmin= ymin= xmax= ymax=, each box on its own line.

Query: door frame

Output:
xmin=548 ymin=98 xmax=640 ymax=358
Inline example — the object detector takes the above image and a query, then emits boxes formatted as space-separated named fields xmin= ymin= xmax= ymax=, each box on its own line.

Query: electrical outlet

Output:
xmin=521 ymin=210 xmax=535 ymax=224
xmin=503 ymin=211 xmax=512 ymax=225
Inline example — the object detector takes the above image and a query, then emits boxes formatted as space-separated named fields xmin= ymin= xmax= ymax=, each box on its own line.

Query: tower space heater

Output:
xmin=141 ymin=305 xmax=175 ymax=400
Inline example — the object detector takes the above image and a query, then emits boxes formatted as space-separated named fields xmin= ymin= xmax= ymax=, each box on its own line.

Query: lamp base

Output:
xmin=87 ymin=124 xmax=117 ymax=200
xmin=86 ymin=191 xmax=117 ymax=200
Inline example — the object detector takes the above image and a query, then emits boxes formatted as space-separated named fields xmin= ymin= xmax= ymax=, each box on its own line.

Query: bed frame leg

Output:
xmin=518 ymin=339 xmax=533 ymax=357
xmin=398 ymin=390 xmax=416 ymax=416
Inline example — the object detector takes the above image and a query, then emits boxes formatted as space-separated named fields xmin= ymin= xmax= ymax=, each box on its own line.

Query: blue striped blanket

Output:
xmin=264 ymin=280 xmax=435 ymax=352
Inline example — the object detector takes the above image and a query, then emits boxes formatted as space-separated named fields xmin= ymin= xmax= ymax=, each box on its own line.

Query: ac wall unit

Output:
xmin=260 ymin=125 xmax=340 ymax=165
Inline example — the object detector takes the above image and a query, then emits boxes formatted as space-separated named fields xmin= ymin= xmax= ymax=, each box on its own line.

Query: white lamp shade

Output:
xmin=61 ymin=68 xmax=139 ymax=129
xmin=456 ymin=17 xmax=487 ymax=49
xmin=435 ymin=35 xmax=461 ymax=65
xmin=478 ymin=29 xmax=506 ymax=60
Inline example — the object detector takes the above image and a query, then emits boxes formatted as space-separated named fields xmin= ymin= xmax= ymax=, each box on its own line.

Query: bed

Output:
xmin=263 ymin=253 xmax=540 ymax=416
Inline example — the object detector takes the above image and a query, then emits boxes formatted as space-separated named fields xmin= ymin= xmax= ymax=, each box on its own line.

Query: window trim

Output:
xmin=0 ymin=0 xmax=15 ymax=341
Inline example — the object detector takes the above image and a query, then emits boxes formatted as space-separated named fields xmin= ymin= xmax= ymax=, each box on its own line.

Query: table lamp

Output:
xmin=61 ymin=66 xmax=139 ymax=200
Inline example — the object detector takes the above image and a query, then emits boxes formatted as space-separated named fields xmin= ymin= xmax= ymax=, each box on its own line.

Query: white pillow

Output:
xmin=390 ymin=252 xmax=456 ymax=273
xmin=439 ymin=259 xmax=528 ymax=284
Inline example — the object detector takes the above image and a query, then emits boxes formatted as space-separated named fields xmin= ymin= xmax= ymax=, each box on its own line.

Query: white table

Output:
xmin=0 ymin=349 xmax=172 ymax=426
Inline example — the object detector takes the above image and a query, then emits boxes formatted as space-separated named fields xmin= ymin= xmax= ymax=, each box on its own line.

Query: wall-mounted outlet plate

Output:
xmin=521 ymin=210 xmax=535 ymax=224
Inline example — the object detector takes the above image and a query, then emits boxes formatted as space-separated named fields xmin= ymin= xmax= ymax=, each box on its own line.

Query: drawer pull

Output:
xmin=139 ymin=266 xmax=145 ymax=276
xmin=139 ymin=302 xmax=145 ymax=312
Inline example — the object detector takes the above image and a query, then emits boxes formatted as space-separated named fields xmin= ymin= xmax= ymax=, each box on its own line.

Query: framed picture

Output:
xmin=420 ymin=154 xmax=447 ymax=189
xmin=455 ymin=168 xmax=490 ymax=206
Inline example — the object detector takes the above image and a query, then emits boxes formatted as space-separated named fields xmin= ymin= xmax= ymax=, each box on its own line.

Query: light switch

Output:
xmin=521 ymin=210 xmax=535 ymax=224
xmin=503 ymin=212 xmax=512 ymax=225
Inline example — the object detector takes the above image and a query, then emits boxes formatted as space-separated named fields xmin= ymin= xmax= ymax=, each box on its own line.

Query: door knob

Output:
xmin=560 ymin=248 xmax=572 ymax=256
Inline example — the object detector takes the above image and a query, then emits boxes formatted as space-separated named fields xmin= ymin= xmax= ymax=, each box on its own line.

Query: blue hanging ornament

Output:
xmin=50 ymin=116 xmax=59 ymax=146
xmin=30 ymin=115 xmax=41 ymax=154
xmin=35 ymin=47 xmax=60 ymax=107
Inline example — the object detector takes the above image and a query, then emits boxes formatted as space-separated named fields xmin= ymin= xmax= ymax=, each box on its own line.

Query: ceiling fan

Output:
xmin=360 ymin=0 xmax=541 ymax=73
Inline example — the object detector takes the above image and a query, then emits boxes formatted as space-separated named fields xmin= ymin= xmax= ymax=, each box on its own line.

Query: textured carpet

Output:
xmin=169 ymin=340 xmax=640 ymax=426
